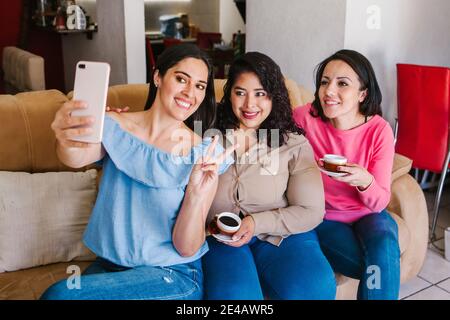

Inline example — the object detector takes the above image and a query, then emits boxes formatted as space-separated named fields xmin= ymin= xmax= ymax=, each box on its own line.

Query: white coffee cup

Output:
xmin=216 ymin=212 xmax=241 ymax=236
xmin=319 ymin=154 xmax=347 ymax=172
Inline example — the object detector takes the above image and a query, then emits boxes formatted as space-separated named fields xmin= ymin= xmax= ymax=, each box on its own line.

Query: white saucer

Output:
xmin=212 ymin=233 xmax=239 ymax=243
xmin=319 ymin=167 xmax=348 ymax=177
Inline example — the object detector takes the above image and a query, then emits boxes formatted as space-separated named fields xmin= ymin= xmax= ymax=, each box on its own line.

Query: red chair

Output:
xmin=395 ymin=63 xmax=450 ymax=239
xmin=196 ymin=32 xmax=222 ymax=50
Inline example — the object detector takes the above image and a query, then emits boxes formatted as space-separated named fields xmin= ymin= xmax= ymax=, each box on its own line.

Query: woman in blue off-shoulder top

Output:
xmin=41 ymin=44 xmax=236 ymax=300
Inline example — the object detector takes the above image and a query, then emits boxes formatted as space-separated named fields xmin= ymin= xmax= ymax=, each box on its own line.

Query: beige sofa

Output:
xmin=0 ymin=80 xmax=428 ymax=300
xmin=2 ymin=46 xmax=45 ymax=94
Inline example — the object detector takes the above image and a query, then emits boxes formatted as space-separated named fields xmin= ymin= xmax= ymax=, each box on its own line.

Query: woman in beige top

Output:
xmin=202 ymin=52 xmax=336 ymax=300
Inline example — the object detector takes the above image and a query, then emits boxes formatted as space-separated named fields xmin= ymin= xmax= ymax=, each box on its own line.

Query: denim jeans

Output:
xmin=202 ymin=230 xmax=336 ymax=300
xmin=40 ymin=258 xmax=203 ymax=300
xmin=315 ymin=210 xmax=400 ymax=300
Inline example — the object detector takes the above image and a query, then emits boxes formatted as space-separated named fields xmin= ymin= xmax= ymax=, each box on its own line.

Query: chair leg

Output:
xmin=430 ymin=150 xmax=450 ymax=240
xmin=420 ymin=170 xmax=430 ymax=187
xmin=394 ymin=118 xmax=398 ymax=145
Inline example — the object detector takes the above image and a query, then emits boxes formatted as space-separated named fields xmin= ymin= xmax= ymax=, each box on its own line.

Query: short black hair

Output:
xmin=217 ymin=51 xmax=304 ymax=147
xmin=144 ymin=43 xmax=216 ymax=134
xmin=311 ymin=49 xmax=382 ymax=121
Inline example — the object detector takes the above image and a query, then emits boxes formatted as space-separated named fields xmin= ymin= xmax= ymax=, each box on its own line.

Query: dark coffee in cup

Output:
xmin=216 ymin=212 xmax=241 ymax=236
xmin=219 ymin=216 xmax=239 ymax=227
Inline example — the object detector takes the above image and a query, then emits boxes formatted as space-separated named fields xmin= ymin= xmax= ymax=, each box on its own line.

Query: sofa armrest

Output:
xmin=2 ymin=46 xmax=45 ymax=93
xmin=392 ymin=153 xmax=412 ymax=182
xmin=387 ymin=173 xmax=428 ymax=282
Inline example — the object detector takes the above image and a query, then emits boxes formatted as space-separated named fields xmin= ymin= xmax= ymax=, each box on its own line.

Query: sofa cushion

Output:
xmin=0 ymin=170 xmax=97 ymax=273
xmin=0 ymin=261 xmax=92 ymax=300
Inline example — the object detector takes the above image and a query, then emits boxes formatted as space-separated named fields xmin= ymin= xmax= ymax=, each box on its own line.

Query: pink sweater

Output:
xmin=293 ymin=104 xmax=395 ymax=223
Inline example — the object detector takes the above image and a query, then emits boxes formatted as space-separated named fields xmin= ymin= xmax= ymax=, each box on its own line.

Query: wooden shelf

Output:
xmin=55 ymin=28 xmax=97 ymax=40
xmin=33 ymin=25 xmax=97 ymax=40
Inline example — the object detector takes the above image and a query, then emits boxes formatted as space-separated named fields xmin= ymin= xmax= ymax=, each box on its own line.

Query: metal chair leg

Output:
xmin=430 ymin=150 xmax=450 ymax=240
xmin=394 ymin=118 xmax=398 ymax=145
xmin=420 ymin=170 xmax=430 ymax=187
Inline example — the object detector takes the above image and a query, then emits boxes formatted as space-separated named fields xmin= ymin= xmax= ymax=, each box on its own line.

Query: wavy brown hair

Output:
xmin=217 ymin=52 xmax=304 ymax=147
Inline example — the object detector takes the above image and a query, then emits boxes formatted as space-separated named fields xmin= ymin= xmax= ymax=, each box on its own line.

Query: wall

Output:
xmin=220 ymin=0 xmax=245 ymax=45
xmin=246 ymin=0 xmax=347 ymax=93
xmin=62 ymin=0 xmax=146 ymax=92
xmin=0 ymin=0 xmax=23 ymax=69
xmin=246 ymin=0 xmax=450 ymax=126
xmin=124 ymin=0 xmax=146 ymax=84
xmin=27 ymin=29 xmax=65 ymax=92
xmin=0 ymin=0 xmax=65 ymax=92
xmin=0 ymin=0 xmax=22 ymax=93
xmin=345 ymin=0 xmax=450 ymax=125
xmin=144 ymin=0 xmax=220 ymax=33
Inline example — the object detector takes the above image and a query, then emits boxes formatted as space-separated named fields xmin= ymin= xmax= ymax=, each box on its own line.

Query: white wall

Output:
xmin=62 ymin=0 xmax=146 ymax=92
xmin=220 ymin=0 xmax=245 ymax=45
xmin=246 ymin=0 xmax=450 ymax=126
xmin=345 ymin=0 xmax=450 ymax=125
xmin=246 ymin=0 xmax=347 ymax=93
xmin=124 ymin=0 xmax=146 ymax=84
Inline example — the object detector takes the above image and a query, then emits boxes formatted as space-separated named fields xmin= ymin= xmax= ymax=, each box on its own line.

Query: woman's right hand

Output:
xmin=51 ymin=100 xmax=95 ymax=148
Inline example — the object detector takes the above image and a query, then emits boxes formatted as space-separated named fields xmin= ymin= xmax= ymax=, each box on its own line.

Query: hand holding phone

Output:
xmin=71 ymin=61 xmax=110 ymax=143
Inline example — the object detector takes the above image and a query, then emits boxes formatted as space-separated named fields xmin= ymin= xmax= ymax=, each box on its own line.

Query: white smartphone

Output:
xmin=71 ymin=61 xmax=110 ymax=143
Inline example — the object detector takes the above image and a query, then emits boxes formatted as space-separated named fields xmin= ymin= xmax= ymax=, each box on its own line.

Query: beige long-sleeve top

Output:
xmin=207 ymin=133 xmax=325 ymax=246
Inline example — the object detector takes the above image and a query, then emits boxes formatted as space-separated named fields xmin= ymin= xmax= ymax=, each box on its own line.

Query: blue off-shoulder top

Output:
xmin=83 ymin=115 xmax=232 ymax=267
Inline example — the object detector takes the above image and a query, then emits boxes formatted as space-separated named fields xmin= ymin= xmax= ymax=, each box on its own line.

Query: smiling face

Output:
xmin=153 ymin=57 xmax=208 ymax=122
xmin=318 ymin=59 xmax=367 ymax=123
xmin=230 ymin=72 xmax=272 ymax=131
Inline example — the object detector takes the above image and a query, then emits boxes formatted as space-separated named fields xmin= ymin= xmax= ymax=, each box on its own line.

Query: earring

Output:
xmin=155 ymin=83 xmax=158 ymax=88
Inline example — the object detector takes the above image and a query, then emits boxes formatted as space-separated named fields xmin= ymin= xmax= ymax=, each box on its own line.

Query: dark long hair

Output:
xmin=144 ymin=43 xmax=216 ymax=133
xmin=311 ymin=49 xmax=382 ymax=121
xmin=217 ymin=51 xmax=304 ymax=148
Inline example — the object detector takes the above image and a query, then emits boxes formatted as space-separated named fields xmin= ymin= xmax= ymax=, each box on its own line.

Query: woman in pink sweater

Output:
xmin=293 ymin=49 xmax=399 ymax=300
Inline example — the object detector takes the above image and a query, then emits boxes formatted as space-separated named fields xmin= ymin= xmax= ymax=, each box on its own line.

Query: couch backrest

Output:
xmin=0 ymin=90 xmax=68 ymax=173
xmin=0 ymin=80 xmax=312 ymax=173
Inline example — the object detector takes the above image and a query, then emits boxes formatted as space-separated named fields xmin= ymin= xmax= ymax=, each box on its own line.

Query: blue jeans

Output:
xmin=40 ymin=258 xmax=203 ymax=300
xmin=202 ymin=231 xmax=336 ymax=300
xmin=315 ymin=210 xmax=400 ymax=300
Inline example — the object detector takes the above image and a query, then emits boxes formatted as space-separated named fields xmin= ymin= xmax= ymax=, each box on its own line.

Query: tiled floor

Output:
xmin=399 ymin=186 xmax=450 ymax=300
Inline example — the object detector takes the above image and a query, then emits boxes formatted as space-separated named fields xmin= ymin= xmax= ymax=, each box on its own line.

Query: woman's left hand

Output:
xmin=219 ymin=216 xmax=255 ymax=248
xmin=332 ymin=163 xmax=374 ymax=190
xmin=186 ymin=135 xmax=238 ymax=197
